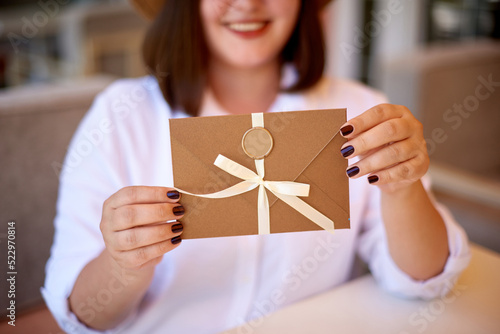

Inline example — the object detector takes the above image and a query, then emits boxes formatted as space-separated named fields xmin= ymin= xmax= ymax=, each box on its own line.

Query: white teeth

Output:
xmin=228 ymin=22 xmax=265 ymax=32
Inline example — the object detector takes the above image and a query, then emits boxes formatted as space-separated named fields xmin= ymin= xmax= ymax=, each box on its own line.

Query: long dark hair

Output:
xmin=143 ymin=0 xmax=325 ymax=117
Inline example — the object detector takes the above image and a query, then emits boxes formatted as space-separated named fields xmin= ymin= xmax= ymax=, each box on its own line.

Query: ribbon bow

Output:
xmin=174 ymin=113 xmax=335 ymax=235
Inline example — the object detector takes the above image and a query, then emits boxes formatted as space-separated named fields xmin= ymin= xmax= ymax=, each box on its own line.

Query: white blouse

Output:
xmin=42 ymin=74 xmax=471 ymax=334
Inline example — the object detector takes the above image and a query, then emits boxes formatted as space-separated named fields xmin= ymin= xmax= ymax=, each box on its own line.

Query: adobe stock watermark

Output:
xmin=425 ymin=73 xmax=500 ymax=156
xmin=6 ymin=0 xmax=71 ymax=54
xmin=398 ymin=280 xmax=467 ymax=334
xmin=340 ymin=0 xmax=407 ymax=63
xmin=227 ymin=234 xmax=340 ymax=334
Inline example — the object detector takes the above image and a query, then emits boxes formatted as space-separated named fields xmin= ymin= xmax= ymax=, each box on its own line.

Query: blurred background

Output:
xmin=0 ymin=0 xmax=499 ymax=332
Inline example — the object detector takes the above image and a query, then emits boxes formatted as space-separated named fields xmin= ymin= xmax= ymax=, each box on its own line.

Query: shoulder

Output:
xmin=304 ymin=76 xmax=389 ymax=118
xmin=326 ymin=76 xmax=387 ymax=102
xmin=63 ymin=76 xmax=177 ymax=182
xmin=68 ymin=76 xmax=175 ymax=160
xmin=87 ymin=76 xmax=175 ymax=121
xmin=98 ymin=76 xmax=160 ymax=99
xmin=101 ymin=76 xmax=171 ymax=109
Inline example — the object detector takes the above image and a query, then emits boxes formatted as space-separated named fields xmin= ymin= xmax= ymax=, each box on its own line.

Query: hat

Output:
xmin=131 ymin=0 xmax=332 ymax=21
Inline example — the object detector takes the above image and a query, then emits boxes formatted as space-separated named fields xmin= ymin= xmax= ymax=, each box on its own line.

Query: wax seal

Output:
xmin=242 ymin=127 xmax=274 ymax=159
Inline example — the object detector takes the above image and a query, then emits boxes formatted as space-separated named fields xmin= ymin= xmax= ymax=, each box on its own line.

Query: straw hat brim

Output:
xmin=131 ymin=0 xmax=332 ymax=21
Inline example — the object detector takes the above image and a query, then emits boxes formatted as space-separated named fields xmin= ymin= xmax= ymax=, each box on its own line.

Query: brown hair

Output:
xmin=142 ymin=0 xmax=325 ymax=117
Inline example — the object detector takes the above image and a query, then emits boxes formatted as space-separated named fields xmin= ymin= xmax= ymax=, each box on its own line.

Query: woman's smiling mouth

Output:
xmin=225 ymin=21 xmax=270 ymax=38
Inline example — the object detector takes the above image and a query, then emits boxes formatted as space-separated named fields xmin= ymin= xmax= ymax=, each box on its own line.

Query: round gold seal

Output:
xmin=241 ymin=127 xmax=274 ymax=160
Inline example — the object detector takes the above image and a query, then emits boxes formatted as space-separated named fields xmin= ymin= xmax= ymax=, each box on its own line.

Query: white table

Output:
xmin=225 ymin=245 xmax=500 ymax=334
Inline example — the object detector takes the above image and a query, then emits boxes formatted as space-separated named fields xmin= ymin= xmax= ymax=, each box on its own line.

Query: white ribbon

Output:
xmin=174 ymin=113 xmax=335 ymax=235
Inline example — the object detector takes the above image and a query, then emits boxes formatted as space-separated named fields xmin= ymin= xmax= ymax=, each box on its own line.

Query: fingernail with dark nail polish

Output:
xmin=171 ymin=236 xmax=182 ymax=245
xmin=167 ymin=190 xmax=180 ymax=199
xmin=341 ymin=145 xmax=355 ymax=158
xmin=171 ymin=223 xmax=183 ymax=233
xmin=368 ymin=175 xmax=379 ymax=184
xmin=346 ymin=166 xmax=360 ymax=178
xmin=340 ymin=125 xmax=354 ymax=136
xmin=173 ymin=205 xmax=185 ymax=216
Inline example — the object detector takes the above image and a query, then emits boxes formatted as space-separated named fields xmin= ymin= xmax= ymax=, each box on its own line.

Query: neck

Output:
xmin=207 ymin=59 xmax=281 ymax=115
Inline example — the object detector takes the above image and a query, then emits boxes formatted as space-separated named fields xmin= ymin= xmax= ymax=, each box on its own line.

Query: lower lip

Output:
xmin=226 ymin=23 xmax=270 ymax=39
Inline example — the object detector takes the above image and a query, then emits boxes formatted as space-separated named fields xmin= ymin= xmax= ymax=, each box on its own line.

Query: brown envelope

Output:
xmin=169 ymin=109 xmax=350 ymax=239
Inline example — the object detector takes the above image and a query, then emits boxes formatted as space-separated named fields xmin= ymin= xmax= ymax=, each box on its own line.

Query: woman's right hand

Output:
xmin=100 ymin=186 xmax=184 ymax=271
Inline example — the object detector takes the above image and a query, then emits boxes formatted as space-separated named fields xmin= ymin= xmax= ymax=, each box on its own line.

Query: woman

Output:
xmin=43 ymin=0 xmax=470 ymax=333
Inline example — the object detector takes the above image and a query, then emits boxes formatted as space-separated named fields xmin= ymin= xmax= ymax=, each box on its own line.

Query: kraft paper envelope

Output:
xmin=169 ymin=109 xmax=350 ymax=239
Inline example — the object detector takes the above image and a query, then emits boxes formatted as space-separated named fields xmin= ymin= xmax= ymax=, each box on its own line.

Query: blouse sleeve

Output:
xmin=356 ymin=173 xmax=472 ymax=299
xmin=41 ymin=86 xmax=138 ymax=333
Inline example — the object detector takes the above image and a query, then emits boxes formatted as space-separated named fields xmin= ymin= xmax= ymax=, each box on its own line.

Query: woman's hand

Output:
xmin=339 ymin=104 xmax=429 ymax=194
xmin=100 ymin=186 xmax=184 ymax=271
xmin=70 ymin=186 xmax=184 ymax=329
xmin=338 ymin=104 xmax=449 ymax=280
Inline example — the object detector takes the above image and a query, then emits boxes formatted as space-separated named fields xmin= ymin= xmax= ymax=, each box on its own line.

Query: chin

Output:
xmin=224 ymin=52 xmax=278 ymax=70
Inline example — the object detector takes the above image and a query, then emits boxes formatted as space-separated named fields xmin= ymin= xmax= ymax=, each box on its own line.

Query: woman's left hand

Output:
xmin=339 ymin=104 xmax=429 ymax=194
